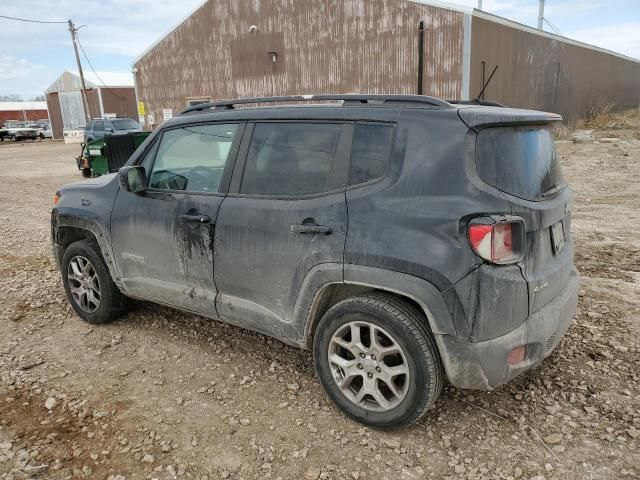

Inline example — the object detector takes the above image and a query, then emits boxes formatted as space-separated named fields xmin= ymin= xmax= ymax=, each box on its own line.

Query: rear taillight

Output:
xmin=53 ymin=191 xmax=61 ymax=205
xmin=468 ymin=217 xmax=524 ymax=264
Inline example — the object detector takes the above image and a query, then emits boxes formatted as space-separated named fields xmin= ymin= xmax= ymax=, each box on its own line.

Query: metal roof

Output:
xmin=0 ymin=101 xmax=47 ymax=112
xmin=78 ymin=71 xmax=134 ymax=88
xmin=46 ymin=71 xmax=134 ymax=93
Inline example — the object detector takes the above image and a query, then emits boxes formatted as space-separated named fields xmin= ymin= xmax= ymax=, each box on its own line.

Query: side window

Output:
xmin=86 ymin=120 xmax=95 ymax=131
xmin=140 ymin=139 xmax=160 ymax=171
xmin=349 ymin=124 xmax=394 ymax=186
xmin=148 ymin=123 xmax=239 ymax=193
xmin=241 ymin=123 xmax=342 ymax=196
xmin=94 ymin=120 xmax=105 ymax=131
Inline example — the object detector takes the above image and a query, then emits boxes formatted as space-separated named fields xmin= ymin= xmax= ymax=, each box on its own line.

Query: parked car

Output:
xmin=51 ymin=94 xmax=578 ymax=428
xmin=39 ymin=125 xmax=53 ymax=139
xmin=84 ymin=117 xmax=142 ymax=143
xmin=0 ymin=127 xmax=8 ymax=141
xmin=4 ymin=123 xmax=39 ymax=141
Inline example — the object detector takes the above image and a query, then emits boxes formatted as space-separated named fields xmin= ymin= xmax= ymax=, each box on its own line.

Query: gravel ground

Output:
xmin=0 ymin=127 xmax=639 ymax=480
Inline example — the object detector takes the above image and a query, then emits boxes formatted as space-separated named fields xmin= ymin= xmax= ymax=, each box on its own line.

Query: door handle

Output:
xmin=179 ymin=213 xmax=211 ymax=224
xmin=291 ymin=224 xmax=333 ymax=235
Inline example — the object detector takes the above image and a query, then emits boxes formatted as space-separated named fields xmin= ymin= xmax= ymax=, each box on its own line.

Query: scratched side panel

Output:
xmin=133 ymin=0 xmax=464 ymax=124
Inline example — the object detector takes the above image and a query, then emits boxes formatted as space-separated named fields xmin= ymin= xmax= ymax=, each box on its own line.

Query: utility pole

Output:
xmin=537 ymin=0 xmax=545 ymax=30
xmin=477 ymin=0 xmax=483 ymax=10
xmin=68 ymin=19 xmax=91 ymax=122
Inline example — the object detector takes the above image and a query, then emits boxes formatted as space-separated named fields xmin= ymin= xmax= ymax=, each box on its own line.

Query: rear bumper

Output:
xmin=437 ymin=268 xmax=579 ymax=390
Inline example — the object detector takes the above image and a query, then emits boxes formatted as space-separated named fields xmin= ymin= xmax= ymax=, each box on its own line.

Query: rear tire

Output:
xmin=313 ymin=293 xmax=444 ymax=428
xmin=61 ymin=239 xmax=126 ymax=324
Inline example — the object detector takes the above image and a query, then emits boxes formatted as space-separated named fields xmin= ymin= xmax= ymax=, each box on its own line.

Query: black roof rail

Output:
xmin=181 ymin=94 xmax=451 ymax=114
xmin=447 ymin=99 xmax=507 ymax=108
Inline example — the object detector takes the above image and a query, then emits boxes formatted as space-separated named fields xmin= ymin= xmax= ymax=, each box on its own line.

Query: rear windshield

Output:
xmin=111 ymin=119 xmax=140 ymax=131
xmin=476 ymin=125 xmax=564 ymax=201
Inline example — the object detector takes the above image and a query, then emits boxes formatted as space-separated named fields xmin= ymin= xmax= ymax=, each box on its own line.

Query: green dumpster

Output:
xmin=76 ymin=132 xmax=150 ymax=178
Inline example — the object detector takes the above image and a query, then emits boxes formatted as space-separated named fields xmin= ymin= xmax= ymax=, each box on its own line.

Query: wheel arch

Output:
xmin=52 ymin=212 xmax=123 ymax=290
xmin=301 ymin=264 xmax=458 ymax=349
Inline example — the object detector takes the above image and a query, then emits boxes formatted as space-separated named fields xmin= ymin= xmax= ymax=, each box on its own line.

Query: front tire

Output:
xmin=313 ymin=293 xmax=444 ymax=428
xmin=61 ymin=239 xmax=126 ymax=324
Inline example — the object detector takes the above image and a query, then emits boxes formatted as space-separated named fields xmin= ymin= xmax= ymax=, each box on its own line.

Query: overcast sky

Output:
xmin=1 ymin=0 xmax=639 ymax=99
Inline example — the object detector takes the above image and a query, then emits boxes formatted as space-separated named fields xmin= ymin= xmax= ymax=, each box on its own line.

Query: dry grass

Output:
xmin=581 ymin=98 xmax=640 ymax=130
xmin=551 ymin=122 xmax=572 ymax=140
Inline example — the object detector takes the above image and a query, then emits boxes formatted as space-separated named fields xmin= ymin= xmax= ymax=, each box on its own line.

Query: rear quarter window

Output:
xmin=349 ymin=123 xmax=393 ymax=186
xmin=476 ymin=125 xmax=564 ymax=201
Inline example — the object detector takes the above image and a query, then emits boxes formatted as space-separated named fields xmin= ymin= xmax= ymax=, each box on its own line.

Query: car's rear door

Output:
xmin=110 ymin=121 xmax=244 ymax=317
xmin=213 ymin=121 xmax=351 ymax=340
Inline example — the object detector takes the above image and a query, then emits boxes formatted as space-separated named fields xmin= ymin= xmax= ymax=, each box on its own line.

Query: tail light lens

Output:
xmin=53 ymin=191 xmax=61 ymax=205
xmin=468 ymin=217 xmax=525 ymax=264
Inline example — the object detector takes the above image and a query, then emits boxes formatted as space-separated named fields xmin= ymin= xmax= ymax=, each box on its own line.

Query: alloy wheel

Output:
xmin=67 ymin=255 xmax=101 ymax=313
xmin=328 ymin=321 xmax=410 ymax=412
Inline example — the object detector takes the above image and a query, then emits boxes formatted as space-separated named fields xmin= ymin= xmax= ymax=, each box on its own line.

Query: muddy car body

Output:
xmin=51 ymin=95 xmax=578 ymax=427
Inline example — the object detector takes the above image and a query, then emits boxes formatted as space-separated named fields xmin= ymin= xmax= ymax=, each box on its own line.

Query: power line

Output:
xmin=68 ymin=21 xmax=91 ymax=121
xmin=0 ymin=14 xmax=67 ymax=24
xmin=543 ymin=18 xmax=562 ymax=35
xmin=75 ymin=36 xmax=128 ymax=103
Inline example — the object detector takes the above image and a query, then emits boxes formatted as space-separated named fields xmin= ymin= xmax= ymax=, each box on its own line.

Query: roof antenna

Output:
xmin=475 ymin=65 xmax=498 ymax=102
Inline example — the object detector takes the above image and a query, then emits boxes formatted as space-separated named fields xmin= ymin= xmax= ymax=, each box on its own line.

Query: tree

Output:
xmin=31 ymin=95 xmax=45 ymax=101
xmin=0 ymin=94 xmax=23 ymax=102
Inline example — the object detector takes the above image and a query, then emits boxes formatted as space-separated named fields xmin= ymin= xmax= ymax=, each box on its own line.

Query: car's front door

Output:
xmin=110 ymin=122 xmax=244 ymax=317
xmin=214 ymin=121 xmax=351 ymax=340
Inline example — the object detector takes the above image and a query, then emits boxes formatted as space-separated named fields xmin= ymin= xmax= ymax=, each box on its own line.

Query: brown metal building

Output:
xmin=133 ymin=0 xmax=640 ymax=126
xmin=0 ymin=102 xmax=48 ymax=124
xmin=46 ymin=71 xmax=137 ymax=139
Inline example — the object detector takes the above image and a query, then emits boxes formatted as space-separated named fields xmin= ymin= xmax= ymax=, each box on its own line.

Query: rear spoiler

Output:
xmin=457 ymin=106 xmax=562 ymax=132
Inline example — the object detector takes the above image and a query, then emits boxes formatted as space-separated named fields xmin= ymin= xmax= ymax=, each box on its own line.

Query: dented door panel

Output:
xmin=110 ymin=189 xmax=224 ymax=317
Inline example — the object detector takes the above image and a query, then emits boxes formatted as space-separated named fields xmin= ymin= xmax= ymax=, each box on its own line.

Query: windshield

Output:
xmin=476 ymin=126 xmax=564 ymax=201
xmin=111 ymin=119 xmax=140 ymax=131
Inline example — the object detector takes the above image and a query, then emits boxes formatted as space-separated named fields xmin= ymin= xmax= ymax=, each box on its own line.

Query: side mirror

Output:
xmin=118 ymin=166 xmax=146 ymax=193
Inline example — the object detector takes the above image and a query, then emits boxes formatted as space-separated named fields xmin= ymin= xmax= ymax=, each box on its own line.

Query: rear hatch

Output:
xmin=459 ymin=106 xmax=574 ymax=315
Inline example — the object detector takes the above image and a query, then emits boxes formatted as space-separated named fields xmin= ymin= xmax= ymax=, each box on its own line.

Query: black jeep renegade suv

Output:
xmin=51 ymin=95 xmax=579 ymax=428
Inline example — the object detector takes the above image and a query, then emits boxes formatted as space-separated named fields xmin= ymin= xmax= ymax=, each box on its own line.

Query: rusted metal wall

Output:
xmin=134 ymin=0 xmax=464 ymax=126
xmin=470 ymin=15 xmax=640 ymax=123
xmin=46 ymin=93 xmax=63 ymax=140
xmin=0 ymin=110 xmax=48 ymax=123
xmin=85 ymin=89 xmax=102 ymax=119
xmin=99 ymin=87 xmax=137 ymax=119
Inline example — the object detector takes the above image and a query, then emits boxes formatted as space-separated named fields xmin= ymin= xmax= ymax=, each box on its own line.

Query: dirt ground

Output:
xmin=0 ymin=122 xmax=639 ymax=480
